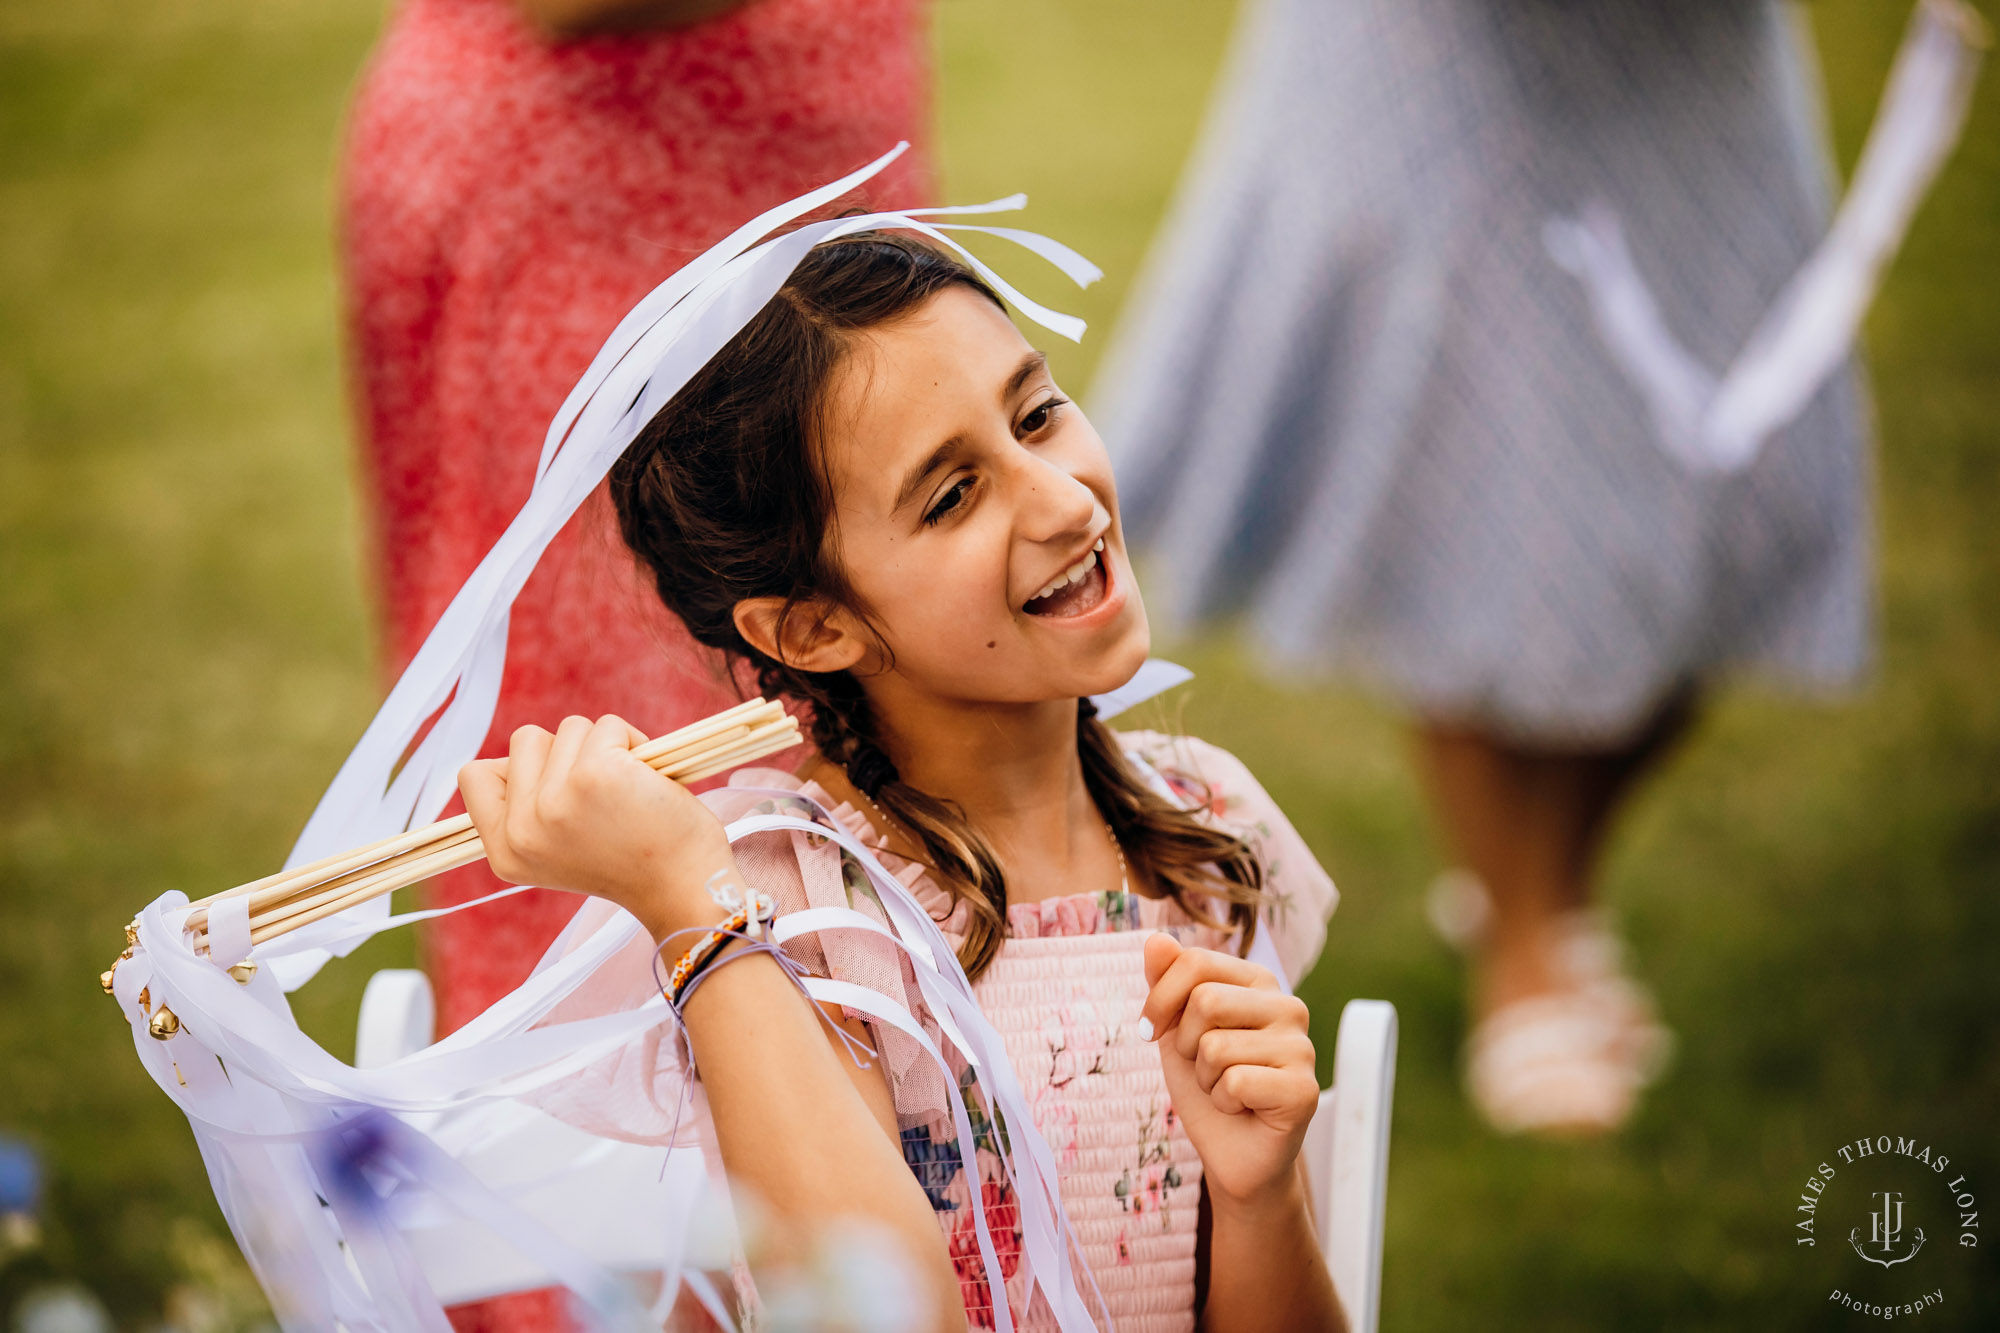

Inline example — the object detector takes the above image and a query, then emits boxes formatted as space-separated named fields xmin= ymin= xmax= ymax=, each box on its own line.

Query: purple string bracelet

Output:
xmin=651 ymin=922 xmax=879 ymax=1090
xmin=648 ymin=923 xmax=881 ymax=1156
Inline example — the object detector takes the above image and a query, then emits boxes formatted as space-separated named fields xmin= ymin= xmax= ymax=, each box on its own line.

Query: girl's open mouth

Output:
xmin=1023 ymin=544 xmax=1111 ymax=618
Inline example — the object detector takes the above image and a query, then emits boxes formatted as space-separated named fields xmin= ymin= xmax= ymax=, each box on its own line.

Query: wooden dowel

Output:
xmin=189 ymin=700 xmax=782 ymax=925
xmin=256 ymin=832 xmax=484 ymax=932
xmin=187 ymin=813 xmax=478 ymax=919
xmin=187 ymin=817 xmax=467 ymax=915
xmin=632 ymin=722 xmax=756 ymax=774
xmin=250 ymin=715 xmax=785 ymax=930
xmin=631 ymin=698 xmax=773 ymax=763
xmin=246 ymin=837 xmax=489 ymax=945
xmin=211 ymin=708 xmax=802 ymax=949
xmin=629 ymin=704 xmax=789 ymax=773
xmin=656 ymin=716 xmax=798 ymax=774
xmin=242 ymin=826 xmax=484 ymax=932
xmin=189 ymin=818 xmax=479 ymax=930
xmin=668 ymin=723 xmax=803 ymax=784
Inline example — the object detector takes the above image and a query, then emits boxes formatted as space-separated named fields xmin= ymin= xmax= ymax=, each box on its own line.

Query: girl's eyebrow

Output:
xmin=1003 ymin=350 xmax=1048 ymax=401
xmin=894 ymin=436 xmax=967 ymax=513
xmin=892 ymin=351 xmax=1049 ymax=513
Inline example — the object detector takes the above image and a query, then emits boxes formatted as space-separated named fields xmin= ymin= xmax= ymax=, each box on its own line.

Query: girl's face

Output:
xmin=812 ymin=284 xmax=1150 ymax=707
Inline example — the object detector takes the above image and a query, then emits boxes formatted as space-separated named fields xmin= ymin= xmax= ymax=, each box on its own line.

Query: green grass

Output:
xmin=2 ymin=0 xmax=1996 ymax=1327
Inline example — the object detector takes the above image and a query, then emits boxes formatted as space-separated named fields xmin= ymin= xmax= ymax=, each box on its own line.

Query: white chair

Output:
xmin=1302 ymin=999 xmax=1399 ymax=1333
xmin=356 ymin=972 xmax=1396 ymax=1328
xmin=355 ymin=970 xmax=716 ymax=1310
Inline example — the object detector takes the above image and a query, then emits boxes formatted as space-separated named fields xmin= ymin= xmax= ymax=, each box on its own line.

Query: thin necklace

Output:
xmin=1104 ymin=821 xmax=1130 ymax=896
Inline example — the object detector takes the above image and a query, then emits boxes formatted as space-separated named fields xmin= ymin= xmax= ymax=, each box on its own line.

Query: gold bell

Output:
xmin=227 ymin=959 xmax=257 ymax=984
xmin=125 ymin=922 xmax=138 ymax=947
xmin=99 ymin=967 xmax=118 ymax=995
xmin=148 ymin=1005 xmax=181 ymax=1040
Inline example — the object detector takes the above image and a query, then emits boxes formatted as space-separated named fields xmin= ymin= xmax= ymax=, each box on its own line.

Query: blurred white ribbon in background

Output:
xmin=1546 ymin=0 xmax=1987 ymax=474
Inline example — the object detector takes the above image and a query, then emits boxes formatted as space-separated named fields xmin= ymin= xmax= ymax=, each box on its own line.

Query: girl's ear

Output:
xmin=733 ymin=595 xmax=872 ymax=675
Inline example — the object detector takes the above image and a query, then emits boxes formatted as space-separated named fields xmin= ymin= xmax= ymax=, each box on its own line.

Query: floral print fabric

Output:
xmin=728 ymin=731 xmax=1338 ymax=1329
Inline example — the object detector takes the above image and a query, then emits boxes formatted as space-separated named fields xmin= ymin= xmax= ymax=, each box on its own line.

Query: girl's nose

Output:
xmin=1013 ymin=449 xmax=1101 ymax=546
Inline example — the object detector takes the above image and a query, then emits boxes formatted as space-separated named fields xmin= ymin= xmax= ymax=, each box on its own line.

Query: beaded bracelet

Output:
xmin=653 ymin=923 xmax=877 ymax=1060
xmin=664 ymin=902 xmax=774 ymax=1003
xmin=662 ymin=907 xmax=748 ymax=1001
xmin=647 ymin=914 xmax=879 ymax=1150
xmin=662 ymin=874 xmax=778 ymax=1005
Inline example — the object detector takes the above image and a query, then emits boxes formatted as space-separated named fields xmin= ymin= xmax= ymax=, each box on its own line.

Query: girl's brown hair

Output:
xmin=608 ymin=232 xmax=1263 ymax=981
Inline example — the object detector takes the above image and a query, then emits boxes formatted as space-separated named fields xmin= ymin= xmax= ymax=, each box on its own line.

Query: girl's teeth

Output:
xmin=1032 ymin=550 xmax=1100 ymax=605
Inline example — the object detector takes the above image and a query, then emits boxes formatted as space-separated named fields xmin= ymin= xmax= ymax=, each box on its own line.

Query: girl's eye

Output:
xmin=924 ymin=477 xmax=975 ymax=527
xmin=1019 ymin=395 xmax=1068 ymax=437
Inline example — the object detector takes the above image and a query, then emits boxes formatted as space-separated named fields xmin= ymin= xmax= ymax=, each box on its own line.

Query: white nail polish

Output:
xmin=1136 ymin=1017 xmax=1154 ymax=1042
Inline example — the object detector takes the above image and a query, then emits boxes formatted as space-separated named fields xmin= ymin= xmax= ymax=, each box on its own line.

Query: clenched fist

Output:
xmin=457 ymin=714 xmax=741 ymax=949
xmin=1137 ymin=933 xmax=1320 ymax=1208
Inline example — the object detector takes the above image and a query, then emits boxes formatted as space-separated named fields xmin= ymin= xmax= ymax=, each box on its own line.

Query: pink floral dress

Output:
xmin=713 ymin=730 xmax=1339 ymax=1330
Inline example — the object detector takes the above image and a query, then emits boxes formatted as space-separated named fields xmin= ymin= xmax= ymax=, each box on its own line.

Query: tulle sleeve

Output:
xmin=517 ymin=770 xmax=963 ymax=1144
xmin=1117 ymin=730 xmax=1341 ymax=987
xmin=691 ymin=771 xmax=962 ymax=1127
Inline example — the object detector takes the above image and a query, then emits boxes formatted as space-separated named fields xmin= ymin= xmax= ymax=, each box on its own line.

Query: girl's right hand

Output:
xmin=457 ymin=714 xmax=739 ymax=945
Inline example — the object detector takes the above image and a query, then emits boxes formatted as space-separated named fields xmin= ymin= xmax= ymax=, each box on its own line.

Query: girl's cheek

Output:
xmin=863 ymin=521 xmax=1020 ymax=662
xmin=926 ymin=530 xmax=1014 ymax=620
xmin=873 ymin=548 xmax=1001 ymax=646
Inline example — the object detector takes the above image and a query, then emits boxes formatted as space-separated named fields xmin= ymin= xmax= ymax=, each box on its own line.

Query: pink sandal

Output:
xmin=1431 ymin=877 xmax=1674 ymax=1135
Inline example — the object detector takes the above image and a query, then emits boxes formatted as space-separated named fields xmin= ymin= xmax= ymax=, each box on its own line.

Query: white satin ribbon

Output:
xmin=270 ymin=141 xmax=1102 ymax=991
xmin=719 ymin=810 xmax=1110 ymax=1332
xmin=1088 ymin=657 xmax=1193 ymax=721
xmin=124 ymin=789 xmax=1121 ymax=1329
xmin=1546 ymin=0 xmax=1986 ymax=473
xmin=117 ymin=148 xmax=1133 ymax=1331
xmin=206 ymin=895 xmax=253 ymax=971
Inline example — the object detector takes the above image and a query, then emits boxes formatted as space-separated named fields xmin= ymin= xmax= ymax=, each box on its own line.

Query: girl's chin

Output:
xmin=1049 ymin=611 xmax=1154 ymax=702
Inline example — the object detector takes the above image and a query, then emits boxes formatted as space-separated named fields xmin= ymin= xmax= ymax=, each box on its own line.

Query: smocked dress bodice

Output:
xmin=714 ymin=731 xmax=1339 ymax=1330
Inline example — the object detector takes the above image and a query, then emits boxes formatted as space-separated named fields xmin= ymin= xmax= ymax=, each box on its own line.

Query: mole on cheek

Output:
xmin=987 ymin=641 xmax=996 ymax=649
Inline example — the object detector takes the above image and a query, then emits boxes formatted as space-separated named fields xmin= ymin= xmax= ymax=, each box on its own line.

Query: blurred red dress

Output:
xmin=339 ymin=3 xmax=928 ymax=1321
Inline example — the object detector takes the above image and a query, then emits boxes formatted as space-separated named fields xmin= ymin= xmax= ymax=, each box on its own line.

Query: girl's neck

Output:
xmin=877 ymin=694 xmax=1083 ymax=829
xmin=815 ymin=690 xmax=1134 ymax=906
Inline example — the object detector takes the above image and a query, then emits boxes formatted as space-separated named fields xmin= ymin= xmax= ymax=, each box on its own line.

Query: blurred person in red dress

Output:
xmin=338 ymin=3 xmax=929 ymax=1323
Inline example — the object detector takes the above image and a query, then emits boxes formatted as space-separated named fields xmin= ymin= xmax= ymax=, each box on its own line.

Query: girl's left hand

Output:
xmin=1138 ymin=932 xmax=1320 ymax=1209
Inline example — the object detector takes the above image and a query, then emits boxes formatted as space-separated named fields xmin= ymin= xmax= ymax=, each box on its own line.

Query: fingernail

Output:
xmin=1136 ymin=1017 xmax=1154 ymax=1042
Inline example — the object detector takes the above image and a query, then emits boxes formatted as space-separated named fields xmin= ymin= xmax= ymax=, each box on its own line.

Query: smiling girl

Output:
xmin=456 ymin=233 xmax=1345 ymax=1331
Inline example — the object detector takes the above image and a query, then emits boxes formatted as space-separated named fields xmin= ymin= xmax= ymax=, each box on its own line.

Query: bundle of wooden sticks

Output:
xmin=115 ymin=698 xmax=799 ymax=975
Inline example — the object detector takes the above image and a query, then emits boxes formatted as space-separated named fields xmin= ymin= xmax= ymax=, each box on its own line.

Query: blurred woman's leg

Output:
xmin=1416 ymin=692 xmax=1695 ymax=1019
xmin=1415 ymin=695 xmax=1694 ymax=1133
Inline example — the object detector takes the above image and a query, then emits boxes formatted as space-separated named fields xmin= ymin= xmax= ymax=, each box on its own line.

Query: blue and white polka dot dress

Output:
xmin=1093 ymin=0 xmax=1870 ymax=745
